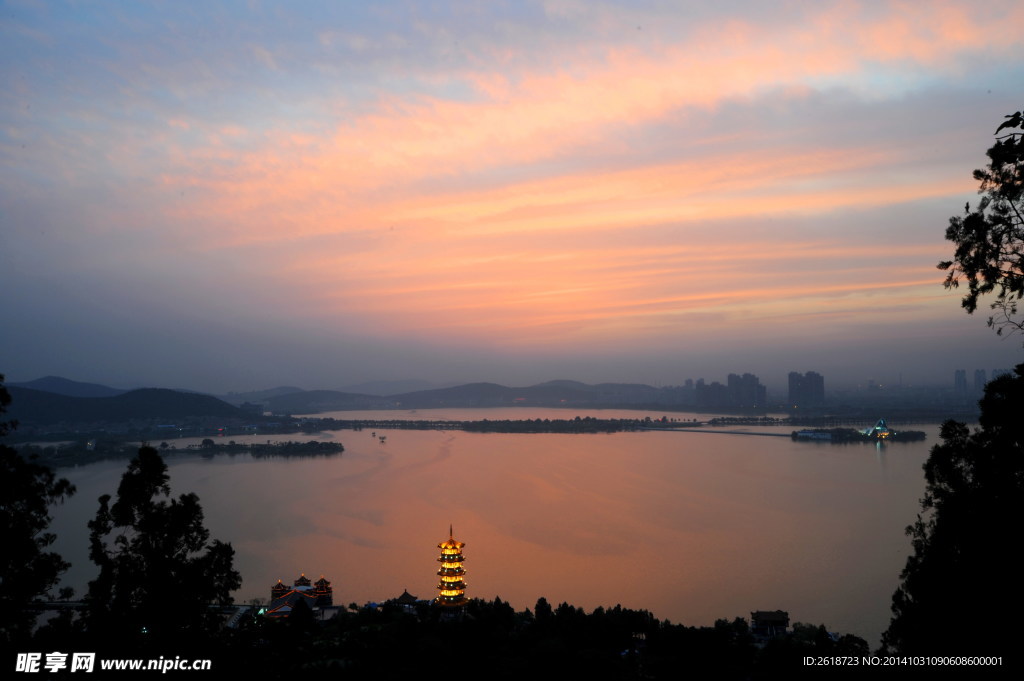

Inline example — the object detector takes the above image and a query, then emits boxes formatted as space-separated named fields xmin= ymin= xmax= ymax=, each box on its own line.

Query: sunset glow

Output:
xmin=2 ymin=1 xmax=1022 ymax=389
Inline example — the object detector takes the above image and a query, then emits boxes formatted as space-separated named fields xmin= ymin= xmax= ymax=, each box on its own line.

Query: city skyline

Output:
xmin=2 ymin=1 xmax=1023 ymax=393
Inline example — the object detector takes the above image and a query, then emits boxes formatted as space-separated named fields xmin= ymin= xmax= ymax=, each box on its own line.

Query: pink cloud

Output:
xmin=117 ymin=1 xmax=1017 ymax=348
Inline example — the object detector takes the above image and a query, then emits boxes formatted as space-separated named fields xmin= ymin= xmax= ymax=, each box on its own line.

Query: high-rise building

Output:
xmin=807 ymin=371 xmax=824 ymax=404
xmin=435 ymin=525 xmax=468 ymax=607
xmin=974 ymin=369 xmax=988 ymax=394
xmin=788 ymin=371 xmax=825 ymax=408
xmin=954 ymin=369 xmax=967 ymax=396
xmin=727 ymin=373 xmax=767 ymax=410
xmin=695 ymin=374 xmax=766 ymax=410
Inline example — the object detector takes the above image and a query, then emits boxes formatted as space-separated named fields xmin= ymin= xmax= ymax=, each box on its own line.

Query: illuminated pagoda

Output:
xmin=434 ymin=525 xmax=468 ymax=607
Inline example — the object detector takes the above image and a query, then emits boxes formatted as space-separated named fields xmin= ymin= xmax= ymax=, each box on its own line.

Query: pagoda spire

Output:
xmin=434 ymin=526 xmax=468 ymax=607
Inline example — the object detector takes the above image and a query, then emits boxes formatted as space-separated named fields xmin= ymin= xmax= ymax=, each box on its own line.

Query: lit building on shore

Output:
xmin=266 ymin=573 xmax=334 ymax=618
xmin=435 ymin=525 xmax=468 ymax=608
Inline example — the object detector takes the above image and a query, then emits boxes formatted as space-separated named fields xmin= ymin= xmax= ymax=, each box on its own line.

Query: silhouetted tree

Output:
xmin=882 ymin=365 xmax=1024 ymax=655
xmin=534 ymin=596 xmax=553 ymax=623
xmin=0 ymin=374 xmax=76 ymax=645
xmin=85 ymin=446 xmax=241 ymax=646
xmin=286 ymin=596 xmax=317 ymax=633
xmin=939 ymin=109 xmax=1024 ymax=337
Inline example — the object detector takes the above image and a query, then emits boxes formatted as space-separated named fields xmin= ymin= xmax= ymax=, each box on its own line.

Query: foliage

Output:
xmin=882 ymin=365 xmax=1024 ymax=654
xmin=220 ymin=596 xmax=868 ymax=679
xmin=85 ymin=446 xmax=241 ymax=645
xmin=0 ymin=374 xmax=12 ymax=438
xmin=757 ymin=622 xmax=868 ymax=671
xmin=0 ymin=374 xmax=75 ymax=645
xmin=939 ymin=110 xmax=1024 ymax=337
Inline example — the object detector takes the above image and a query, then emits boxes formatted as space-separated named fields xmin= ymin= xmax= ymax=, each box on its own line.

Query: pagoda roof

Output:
xmin=266 ymin=589 xmax=318 ymax=617
xmin=395 ymin=589 xmax=418 ymax=605
xmin=438 ymin=524 xmax=465 ymax=549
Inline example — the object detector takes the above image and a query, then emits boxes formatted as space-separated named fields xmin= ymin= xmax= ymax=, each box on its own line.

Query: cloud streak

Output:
xmin=2 ymin=1 xmax=1022 ymax=389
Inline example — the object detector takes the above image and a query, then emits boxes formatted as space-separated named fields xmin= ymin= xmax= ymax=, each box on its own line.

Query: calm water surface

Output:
xmin=50 ymin=408 xmax=934 ymax=647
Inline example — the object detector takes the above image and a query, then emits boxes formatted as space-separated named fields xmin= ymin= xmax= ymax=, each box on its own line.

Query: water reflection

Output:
xmin=49 ymin=409 xmax=935 ymax=647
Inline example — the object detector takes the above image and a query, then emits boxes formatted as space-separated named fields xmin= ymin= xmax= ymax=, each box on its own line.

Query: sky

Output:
xmin=2 ymin=0 xmax=1023 ymax=394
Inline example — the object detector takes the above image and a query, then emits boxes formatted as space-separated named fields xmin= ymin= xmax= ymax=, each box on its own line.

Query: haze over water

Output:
xmin=50 ymin=409 xmax=935 ymax=647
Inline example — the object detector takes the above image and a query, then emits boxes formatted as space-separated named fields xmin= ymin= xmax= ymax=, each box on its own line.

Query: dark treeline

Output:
xmin=320 ymin=416 xmax=655 ymax=434
xmin=207 ymin=597 xmax=870 ymax=680
xmin=16 ymin=439 xmax=343 ymax=468
xmin=22 ymin=595 xmax=870 ymax=680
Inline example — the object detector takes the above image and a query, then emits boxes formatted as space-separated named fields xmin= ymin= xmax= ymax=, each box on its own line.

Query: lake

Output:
xmin=49 ymin=408 xmax=935 ymax=647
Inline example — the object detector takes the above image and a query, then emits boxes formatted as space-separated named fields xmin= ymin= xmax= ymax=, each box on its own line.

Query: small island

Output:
xmin=16 ymin=438 xmax=344 ymax=467
xmin=792 ymin=418 xmax=926 ymax=444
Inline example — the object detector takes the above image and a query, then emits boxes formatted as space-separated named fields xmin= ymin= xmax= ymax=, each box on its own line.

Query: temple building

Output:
xmin=266 ymin=573 xmax=334 ymax=618
xmin=386 ymin=589 xmax=421 ymax=614
xmin=751 ymin=610 xmax=790 ymax=642
xmin=434 ymin=525 xmax=468 ymax=607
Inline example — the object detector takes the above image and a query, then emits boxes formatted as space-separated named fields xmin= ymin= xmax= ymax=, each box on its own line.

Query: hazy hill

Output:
xmin=255 ymin=381 xmax=674 ymax=413
xmin=9 ymin=375 xmax=126 ymax=398
xmin=2 ymin=376 xmax=679 ymax=419
xmin=389 ymin=381 xmax=599 ymax=408
xmin=218 ymin=386 xmax=306 ymax=406
xmin=6 ymin=387 xmax=245 ymax=426
xmin=263 ymin=389 xmax=389 ymax=414
xmin=590 ymin=382 xmax=666 ymax=401
xmin=342 ymin=379 xmax=450 ymax=396
xmin=533 ymin=379 xmax=593 ymax=390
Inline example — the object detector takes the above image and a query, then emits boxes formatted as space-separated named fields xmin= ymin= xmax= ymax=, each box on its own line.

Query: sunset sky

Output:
xmin=2 ymin=1 xmax=1022 ymax=393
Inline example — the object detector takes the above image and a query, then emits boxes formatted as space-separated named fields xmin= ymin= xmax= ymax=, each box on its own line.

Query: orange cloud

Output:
xmin=138 ymin=1 xmax=1015 ymax=350
xmin=155 ymin=1 xmax=1016 ymax=240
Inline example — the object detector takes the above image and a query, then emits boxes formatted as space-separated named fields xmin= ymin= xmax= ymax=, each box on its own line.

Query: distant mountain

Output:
xmin=589 ymin=382 xmax=667 ymax=401
xmin=3 ymin=377 xmax=684 ymax=419
xmin=9 ymin=375 xmax=126 ymax=398
xmin=341 ymin=379 xmax=452 ymax=396
xmin=252 ymin=380 xmax=678 ymax=413
xmin=263 ymin=390 xmax=391 ymax=414
xmin=218 ymin=386 xmax=306 ymax=406
xmin=6 ymin=387 xmax=245 ymax=426
xmin=532 ymin=379 xmax=593 ymax=390
xmin=389 ymin=381 xmax=600 ymax=408
xmin=392 ymin=382 xmax=509 ymax=403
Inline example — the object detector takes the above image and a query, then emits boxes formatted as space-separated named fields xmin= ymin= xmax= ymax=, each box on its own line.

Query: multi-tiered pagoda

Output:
xmin=434 ymin=525 xmax=468 ymax=607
